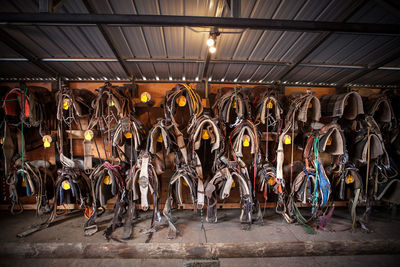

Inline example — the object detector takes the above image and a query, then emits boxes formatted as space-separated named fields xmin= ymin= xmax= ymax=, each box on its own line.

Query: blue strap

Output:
xmin=317 ymin=161 xmax=331 ymax=206
xmin=59 ymin=186 xmax=64 ymax=205
xmin=69 ymin=178 xmax=76 ymax=197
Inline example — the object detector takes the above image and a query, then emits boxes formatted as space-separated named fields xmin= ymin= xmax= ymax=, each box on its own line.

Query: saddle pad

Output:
xmin=320 ymin=91 xmax=364 ymax=120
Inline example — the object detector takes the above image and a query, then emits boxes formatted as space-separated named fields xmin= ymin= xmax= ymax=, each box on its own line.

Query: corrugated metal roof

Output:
xmin=0 ymin=0 xmax=399 ymax=87
xmin=0 ymin=62 xmax=51 ymax=78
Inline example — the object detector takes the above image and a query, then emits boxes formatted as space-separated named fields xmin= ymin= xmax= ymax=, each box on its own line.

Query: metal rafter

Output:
xmin=81 ymin=0 xmax=131 ymax=78
xmin=1 ymin=12 xmax=400 ymax=34
xmin=337 ymin=47 xmax=400 ymax=86
xmin=1 ymin=57 xmax=400 ymax=71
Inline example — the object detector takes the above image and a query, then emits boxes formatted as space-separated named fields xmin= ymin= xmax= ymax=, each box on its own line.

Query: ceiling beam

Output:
xmin=81 ymin=0 xmax=131 ymax=78
xmin=277 ymin=0 xmax=366 ymax=81
xmin=1 ymin=12 xmax=400 ymax=34
xmin=2 ymin=57 xmax=400 ymax=70
xmin=0 ymin=29 xmax=58 ymax=76
xmin=336 ymin=47 xmax=400 ymax=86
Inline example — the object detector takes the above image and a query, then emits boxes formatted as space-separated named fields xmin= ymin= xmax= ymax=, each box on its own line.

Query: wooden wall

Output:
xmin=0 ymin=81 xmax=382 ymax=208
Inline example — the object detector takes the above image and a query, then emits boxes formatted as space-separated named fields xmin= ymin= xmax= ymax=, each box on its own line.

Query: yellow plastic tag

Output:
xmin=345 ymin=100 xmax=348 ymax=106
xmin=267 ymin=101 xmax=273 ymax=109
xmin=124 ymin=132 xmax=132 ymax=139
xmin=326 ymin=137 xmax=332 ymax=146
xmin=232 ymin=100 xmax=237 ymax=109
xmin=157 ymin=134 xmax=163 ymax=143
xmin=202 ymin=129 xmax=210 ymax=140
xmin=284 ymin=135 xmax=291 ymax=145
xmin=42 ymin=135 xmax=52 ymax=148
xmin=103 ymin=176 xmax=112 ymax=185
xmin=141 ymin=94 xmax=148 ymax=103
xmin=183 ymin=180 xmax=189 ymax=187
xmin=308 ymin=103 xmax=312 ymax=108
xmin=62 ymin=99 xmax=70 ymax=110
xmin=232 ymin=181 xmax=236 ymax=188
xmin=346 ymin=174 xmax=354 ymax=184
xmin=84 ymin=130 xmax=94 ymax=141
xmin=44 ymin=140 xmax=51 ymax=148
xmin=243 ymin=135 xmax=250 ymax=147
xmin=62 ymin=180 xmax=71 ymax=190
xmin=0 ymin=137 xmax=4 ymax=145
xmin=268 ymin=178 xmax=276 ymax=186
xmin=140 ymin=92 xmax=151 ymax=103
xmin=107 ymin=99 xmax=115 ymax=107
xmin=177 ymin=95 xmax=186 ymax=107
xmin=21 ymin=179 xmax=27 ymax=187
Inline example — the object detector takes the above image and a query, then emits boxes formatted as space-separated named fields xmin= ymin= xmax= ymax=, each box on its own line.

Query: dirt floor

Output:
xmin=0 ymin=206 xmax=399 ymax=266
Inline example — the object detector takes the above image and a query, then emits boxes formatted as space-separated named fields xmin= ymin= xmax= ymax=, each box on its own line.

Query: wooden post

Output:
xmin=0 ymin=240 xmax=399 ymax=259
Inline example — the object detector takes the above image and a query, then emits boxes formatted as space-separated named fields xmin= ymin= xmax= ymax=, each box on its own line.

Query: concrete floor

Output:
xmin=0 ymin=206 xmax=399 ymax=266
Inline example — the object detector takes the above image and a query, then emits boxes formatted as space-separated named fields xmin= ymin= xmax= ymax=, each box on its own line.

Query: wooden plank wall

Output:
xmin=0 ymin=81 xmax=382 ymax=209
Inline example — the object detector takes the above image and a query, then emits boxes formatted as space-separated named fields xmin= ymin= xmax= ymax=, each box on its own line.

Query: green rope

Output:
xmin=294 ymin=204 xmax=315 ymax=234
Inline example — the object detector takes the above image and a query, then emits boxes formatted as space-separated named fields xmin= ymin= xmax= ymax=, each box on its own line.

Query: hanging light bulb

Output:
xmin=209 ymin=46 xmax=216 ymax=53
xmin=207 ymin=38 xmax=215 ymax=47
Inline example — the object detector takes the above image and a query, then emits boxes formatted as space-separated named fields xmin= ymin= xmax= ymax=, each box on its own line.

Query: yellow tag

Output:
xmin=124 ymin=132 xmax=132 ymax=139
xmin=42 ymin=135 xmax=52 ymax=148
xmin=177 ymin=95 xmax=186 ymax=107
xmin=267 ymin=101 xmax=273 ymax=109
xmin=284 ymin=135 xmax=291 ymax=145
xmin=243 ymin=135 xmax=250 ymax=147
xmin=308 ymin=103 xmax=312 ymax=108
xmin=140 ymin=92 xmax=151 ymax=103
xmin=62 ymin=180 xmax=71 ymax=190
xmin=84 ymin=130 xmax=94 ymax=141
xmin=141 ymin=94 xmax=148 ymax=103
xmin=0 ymin=137 xmax=4 ymax=145
xmin=268 ymin=178 xmax=276 ymax=186
xmin=44 ymin=140 xmax=51 ymax=148
xmin=62 ymin=99 xmax=70 ymax=110
xmin=21 ymin=180 xmax=26 ymax=187
xmin=103 ymin=176 xmax=112 ymax=185
xmin=345 ymin=100 xmax=348 ymax=106
xmin=107 ymin=99 xmax=115 ymax=107
xmin=326 ymin=137 xmax=332 ymax=146
xmin=202 ymin=129 xmax=210 ymax=140
xmin=232 ymin=100 xmax=237 ymax=109
xmin=157 ymin=134 xmax=163 ymax=143
xmin=183 ymin=180 xmax=189 ymax=187
xmin=232 ymin=181 xmax=236 ymax=188
xmin=346 ymin=175 xmax=354 ymax=184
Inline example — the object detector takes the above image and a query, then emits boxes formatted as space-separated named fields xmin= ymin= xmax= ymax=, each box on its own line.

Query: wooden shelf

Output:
xmin=0 ymin=200 xmax=373 ymax=212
